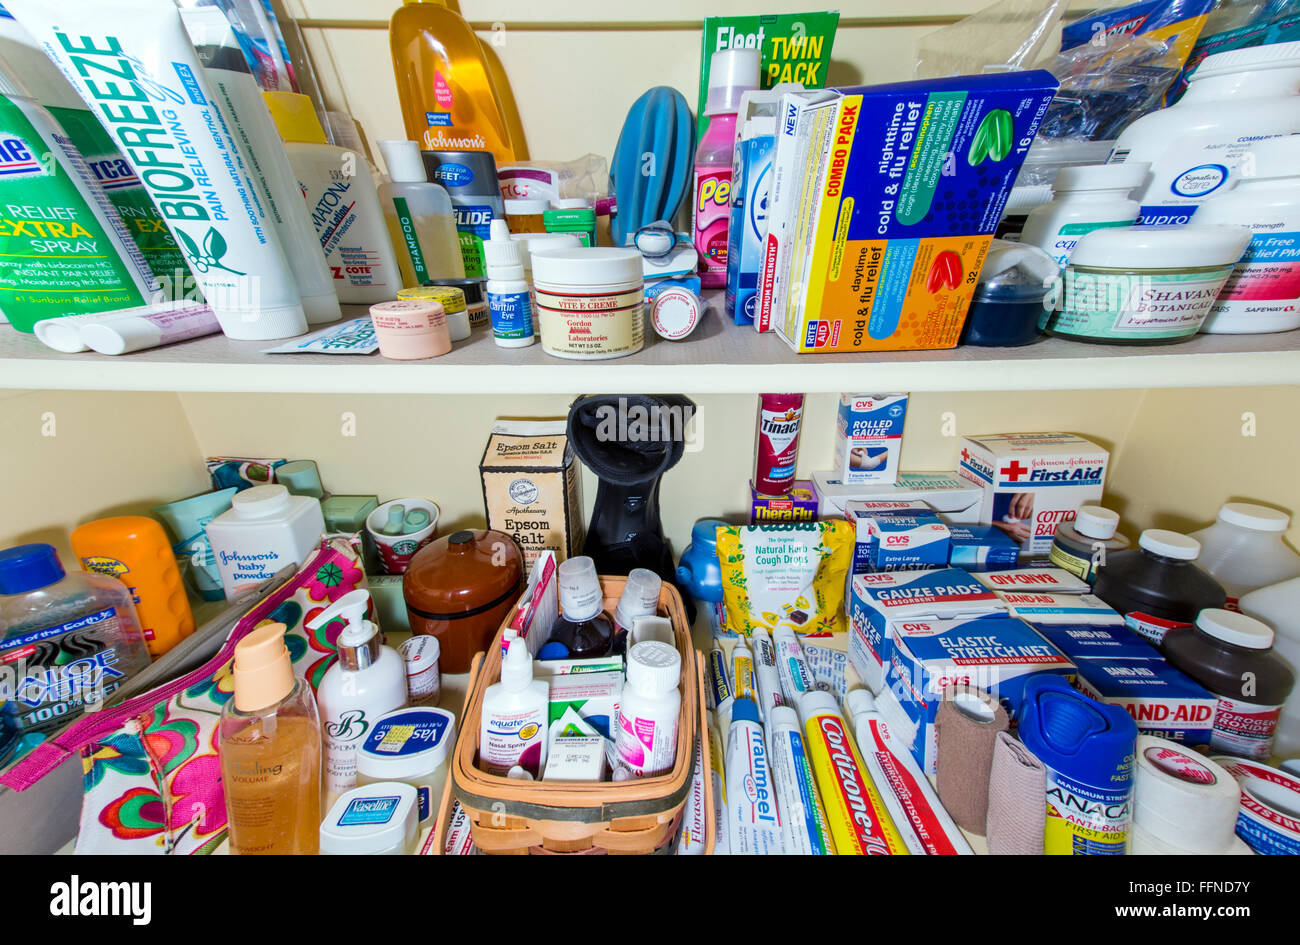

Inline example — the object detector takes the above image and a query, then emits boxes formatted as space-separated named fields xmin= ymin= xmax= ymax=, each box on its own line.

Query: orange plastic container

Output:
xmin=70 ymin=516 xmax=194 ymax=656
xmin=390 ymin=0 xmax=516 ymax=164
xmin=444 ymin=575 xmax=712 ymax=854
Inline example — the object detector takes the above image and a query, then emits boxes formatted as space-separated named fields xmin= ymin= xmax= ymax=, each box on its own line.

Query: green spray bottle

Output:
xmin=0 ymin=69 xmax=153 ymax=331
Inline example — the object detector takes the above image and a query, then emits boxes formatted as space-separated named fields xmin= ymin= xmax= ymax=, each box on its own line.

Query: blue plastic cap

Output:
xmin=0 ymin=544 xmax=65 ymax=594
xmin=731 ymin=697 xmax=760 ymax=725
xmin=537 ymin=641 xmax=571 ymax=661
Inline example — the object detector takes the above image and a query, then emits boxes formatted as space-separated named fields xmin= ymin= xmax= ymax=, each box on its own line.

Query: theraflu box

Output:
xmin=760 ymin=71 xmax=1058 ymax=353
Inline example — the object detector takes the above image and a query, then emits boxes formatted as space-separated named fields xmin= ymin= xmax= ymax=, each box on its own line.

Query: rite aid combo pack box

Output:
xmin=958 ymin=433 xmax=1109 ymax=557
xmin=759 ymin=70 xmax=1058 ymax=352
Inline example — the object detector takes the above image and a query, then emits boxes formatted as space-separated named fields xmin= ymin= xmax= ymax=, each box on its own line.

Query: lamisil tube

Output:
xmin=10 ymin=0 xmax=309 ymax=340
xmin=181 ymin=8 xmax=339 ymax=325
xmin=768 ymin=706 xmax=835 ymax=855
xmin=706 ymin=710 xmax=730 ymax=856
xmin=774 ymin=626 xmax=818 ymax=704
xmin=847 ymin=689 xmax=972 ymax=855
xmin=732 ymin=637 xmax=756 ymax=702
xmin=799 ymin=690 xmax=908 ymax=855
xmin=752 ymin=627 xmax=785 ymax=721
xmin=725 ymin=698 xmax=784 ymax=855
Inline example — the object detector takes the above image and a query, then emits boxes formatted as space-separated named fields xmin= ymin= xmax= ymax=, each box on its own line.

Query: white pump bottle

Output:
xmin=310 ymin=589 xmax=408 ymax=806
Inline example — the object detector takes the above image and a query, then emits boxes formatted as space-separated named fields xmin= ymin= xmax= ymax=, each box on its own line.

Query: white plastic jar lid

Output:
xmin=505 ymin=198 xmax=549 ymax=214
xmin=1069 ymin=224 xmax=1252 ymax=271
xmin=627 ymin=640 xmax=681 ymax=694
xmin=1192 ymin=40 xmax=1300 ymax=81
xmin=320 ymin=782 xmax=417 ymax=855
xmin=1218 ymin=502 xmax=1290 ymax=532
xmin=1196 ymin=607 xmax=1274 ymax=650
xmin=531 ymin=246 xmax=643 ymax=287
xmin=1052 ymin=162 xmax=1149 ymax=194
xmin=650 ymin=286 xmax=701 ymax=340
xmin=231 ymin=484 xmax=291 ymax=518
xmin=1074 ymin=505 xmax=1120 ymax=540
xmin=1139 ymin=529 xmax=1201 ymax=560
xmin=356 ymin=707 xmax=455 ymax=780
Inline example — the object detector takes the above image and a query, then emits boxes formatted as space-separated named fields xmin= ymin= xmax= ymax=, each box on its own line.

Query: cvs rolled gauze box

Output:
xmin=835 ymin=393 xmax=908 ymax=484
xmin=957 ymin=433 xmax=1109 ymax=557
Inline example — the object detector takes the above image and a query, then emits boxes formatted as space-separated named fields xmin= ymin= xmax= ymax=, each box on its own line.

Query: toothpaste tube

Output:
xmin=797 ymin=690 xmax=908 ymax=855
xmin=846 ymin=689 xmax=972 ymax=855
xmin=732 ymin=637 xmax=756 ymax=703
xmin=768 ymin=705 xmax=835 ymax=855
xmin=706 ymin=711 xmax=729 ymax=856
xmin=773 ymin=626 xmax=818 ymax=704
xmin=675 ymin=730 xmax=708 ymax=855
xmin=725 ymin=698 xmax=784 ymax=855
xmin=752 ymin=627 xmax=785 ymax=721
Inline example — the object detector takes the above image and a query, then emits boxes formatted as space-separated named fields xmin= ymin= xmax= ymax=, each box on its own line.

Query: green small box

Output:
xmin=322 ymin=494 xmax=379 ymax=533
xmin=543 ymin=208 xmax=596 ymax=247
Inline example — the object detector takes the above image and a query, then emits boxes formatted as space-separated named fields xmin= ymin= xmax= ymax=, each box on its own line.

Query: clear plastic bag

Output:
xmin=1038 ymin=33 xmax=1182 ymax=140
xmin=915 ymin=0 xmax=1070 ymax=78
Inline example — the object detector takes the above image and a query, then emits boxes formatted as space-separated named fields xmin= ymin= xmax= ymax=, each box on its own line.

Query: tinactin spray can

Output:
xmin=1019 ymin=674 xmax=1138 ymax=855
xmin=753 ymin=393 xmax=804 ymax=496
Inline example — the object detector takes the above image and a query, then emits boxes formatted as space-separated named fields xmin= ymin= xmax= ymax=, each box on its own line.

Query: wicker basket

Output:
xmin=444 ymin=575 xmax=712 ymax=855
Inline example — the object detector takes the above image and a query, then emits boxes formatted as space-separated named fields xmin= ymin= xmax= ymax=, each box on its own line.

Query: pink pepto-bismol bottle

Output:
xmin=754 ymin=393 xmax=805 ymax=496
xmin=695 ymin=48 xmax=759 ymax=289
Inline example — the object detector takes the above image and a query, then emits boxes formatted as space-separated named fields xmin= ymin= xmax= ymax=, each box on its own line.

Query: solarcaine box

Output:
xmin=758 ymin=70 xmax=1058 ymax=353
xmin=958 ymin=433 xmax=1109 ymax=557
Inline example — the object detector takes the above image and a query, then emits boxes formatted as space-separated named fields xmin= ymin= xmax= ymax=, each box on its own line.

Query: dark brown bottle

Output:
xmin=546 ymin=556 xmax=612 ymax=658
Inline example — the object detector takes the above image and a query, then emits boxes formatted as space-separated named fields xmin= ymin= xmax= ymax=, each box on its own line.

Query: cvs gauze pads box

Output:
xmin=750 ymin=480 xmax=819 ymax=523
xmin=835 ymin=393 xmax=908 ymax=484
xmin=957 ymin=433 xmax=1109 ymax=556
xmin=996 ymin=592 xmax=1124 ymax=626
xmin=481 ymin=421 xmax=584 ymax=568
xmin=1075 ymin=658 xmax=1216 ymax=746
xmin=814 ymin=470 xmax=982 ymax=522
xmin=1036 ymin=624 xmax=1161 ymax=662
xmin=848 ymin=569 xmax=1004 ymax=693
xmin=760 ymin=70 xmax=1058 ymax=353
xmin=974 ymin=567 xmax=1089 ymax=594
xmin=946 ymin=525 xmax=1019 ymax=572
xmin=884 ymin=613 xmax=1073 ymax=774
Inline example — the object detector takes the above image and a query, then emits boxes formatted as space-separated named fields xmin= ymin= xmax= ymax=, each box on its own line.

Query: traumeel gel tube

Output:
xmin=725 ymin=698 xmax=784 ymax=855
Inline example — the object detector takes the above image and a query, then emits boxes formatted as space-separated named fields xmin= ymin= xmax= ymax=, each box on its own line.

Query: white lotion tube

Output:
xmin=773 ymin=626 xmax=818 ymax=705
xmin=180 ymin=7 xmax=340 ymax=325
xmin=725 ymin=698 xmax=785 ymax=855
xmin=9 ymin=0 xmax=308 ymax=340
xmin=33 ymin=300 xmax=213 ymax=352
xmin=81 ymin=303 xmax=218 ymax=354
xmin=752 ymin=627 xmax=785 ymax=722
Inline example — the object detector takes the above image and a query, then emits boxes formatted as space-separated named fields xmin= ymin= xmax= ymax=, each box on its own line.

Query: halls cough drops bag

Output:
xmin=716 ymin=522 xmax=854 ymax=637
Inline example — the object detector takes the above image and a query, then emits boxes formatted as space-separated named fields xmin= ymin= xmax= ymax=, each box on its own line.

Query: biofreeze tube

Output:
xmin=774 ymin=626 xmax=818 ymax=704
xmin=180 ymin=7 xmax=340 ymax=325
xmin=846 ymin=689 xmax=972 ymax=856
xmin=769 ymin=706 xmax=835 ymax=855
xmin=726 ymin=698 xmax=784 ymax=855
xmin=799 ymin=690 xmax=908 ymax=855
xmin=10 ymin=0 xmax=308 ymax=340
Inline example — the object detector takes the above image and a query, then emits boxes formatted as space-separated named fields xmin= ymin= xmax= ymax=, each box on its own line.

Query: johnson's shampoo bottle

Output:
xmin=694 ymin=49 xmax=758 ymax=289
xmin=390 ymin=0 xmax=516 ymax=165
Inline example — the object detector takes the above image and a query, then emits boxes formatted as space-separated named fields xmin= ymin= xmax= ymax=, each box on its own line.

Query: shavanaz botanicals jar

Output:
xmin=1045 ymin=224 xmax=1251 ymax=344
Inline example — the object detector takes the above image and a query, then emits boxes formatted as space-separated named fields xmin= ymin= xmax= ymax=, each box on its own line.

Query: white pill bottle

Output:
xmin=615 ymin=640 xmax=681 ymax=778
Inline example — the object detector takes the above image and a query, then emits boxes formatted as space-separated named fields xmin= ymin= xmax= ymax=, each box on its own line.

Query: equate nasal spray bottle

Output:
xmin=694 ymin=49 xmax=759 ymax=289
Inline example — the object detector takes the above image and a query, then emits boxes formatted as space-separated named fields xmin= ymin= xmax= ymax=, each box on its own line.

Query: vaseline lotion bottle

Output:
xmin=220 ymin=623 xmax=322 ymax=855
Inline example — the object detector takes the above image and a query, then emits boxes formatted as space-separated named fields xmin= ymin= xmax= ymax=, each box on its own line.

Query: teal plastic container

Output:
xmin=1018 ymin=674 xmax=1138 ymax=855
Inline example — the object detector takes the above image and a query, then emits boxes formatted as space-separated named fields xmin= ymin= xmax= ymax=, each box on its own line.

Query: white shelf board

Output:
xmin=3 ymin=300 xmax=1299 ymax=394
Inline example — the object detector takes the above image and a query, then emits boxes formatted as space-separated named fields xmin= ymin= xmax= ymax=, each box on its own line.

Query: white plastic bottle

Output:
xmin=1110 ymin=42 xmax=1300 ymax=226
xmin=309 ymin=590 xmax=408 ymax=807
xmin=1195 ymin=134 xmax=1300 ymax=334
xmin=1239 ymin=577 xmax=1300 ymax=757
xmin=482 ymin=218 xmax=535 ymax=347
xmin=1019 ymin=163 xmax=1148 ymax=269
xmin=376 ymin=139 xmax=464 ymax=287
xmin=263 ymin=91 xmax=402 ymax=304
xmin=1189 ymin=502 xmax=1300 ymax=608
xmin=615 ymin=640 xmax=682 ymax=777
xmin=479 ymin=630 xmax=549 ymax=777
xmin=204 ymin=485 xmax=325 ymax=598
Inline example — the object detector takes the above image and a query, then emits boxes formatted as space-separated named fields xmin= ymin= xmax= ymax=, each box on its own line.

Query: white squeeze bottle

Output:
xmin=615 ymin=640 xmax=682 ymax=777
xmin=376 ymin=139 xmax=464 ymax=287
xmin=1110 ymin=42 xmax=1300 ymax=226
xmin=310 ymin=590 xmax=408 ymax=808
xmin=1189 ymin=502 xmax=1300 ymax=608
xmin=482 ymin=218 xmax=535 ymax=347
xmin=479 ymin=630 xmax=549 ymax=778
xmin=1239 ymin=577 xmax=1300 ymax=757
xmin=264 ymin=91 xmax=402 ymax=304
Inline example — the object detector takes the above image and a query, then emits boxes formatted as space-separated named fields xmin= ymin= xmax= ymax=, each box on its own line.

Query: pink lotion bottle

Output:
xmin=694 ymin=49 xmax=759 ymax=289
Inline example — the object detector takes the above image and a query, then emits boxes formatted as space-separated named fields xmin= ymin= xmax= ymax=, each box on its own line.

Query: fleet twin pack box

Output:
xmin=957 ymin=433 xmax=1110 ymax=557
xmin=758 ymin=70 xmax=1058 ymax=352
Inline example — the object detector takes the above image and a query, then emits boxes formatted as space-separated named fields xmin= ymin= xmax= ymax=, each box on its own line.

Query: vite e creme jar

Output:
xmin=1045 ymin=225 xmax=1251 ymax=344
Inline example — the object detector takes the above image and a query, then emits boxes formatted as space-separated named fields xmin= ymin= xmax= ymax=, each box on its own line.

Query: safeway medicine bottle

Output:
xmin=1110 ymin=42 xmax=1300 ymax=226
xmin=1195 ymin=134 xmax=1300 ymax=334
xmin=1020 ymin=163 xmax=1147 ymax=269
xmin=615 ymin=640 xmax=681 ymax=777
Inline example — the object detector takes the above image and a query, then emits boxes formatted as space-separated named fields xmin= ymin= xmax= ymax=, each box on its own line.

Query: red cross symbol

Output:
xmin=960 ymin=448 xmax=971 ymax=463
xmin=1001 ymin=460 xmax=1029 ymax=481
